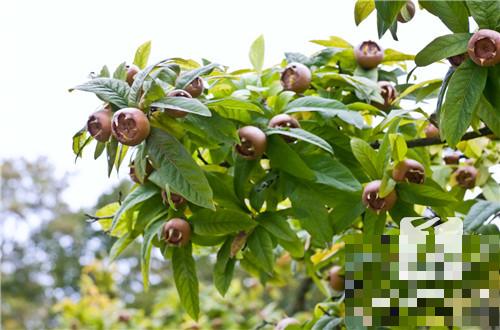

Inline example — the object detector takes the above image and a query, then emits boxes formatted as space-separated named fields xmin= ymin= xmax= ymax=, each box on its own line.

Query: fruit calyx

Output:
xmin=87 ymin=109 xmax=112 ymax=142
xmin=184 ymin=77 xmax=204 ymax=98
xmin=454 ymin=166 xmax=478 ymax=189
xmin=280 ymin=62 xmax=311 ymax=94
xmin=235 ymin=126 xmax=267 ymax=159
xmin=162 ymin=218 xmax=191 ymax=246
xmin=354 ymin=41 xmax=384 ymax=69
xmin=392 ymin=159 xmax=425 ymax=184
xmin=161 ymin=190 xmax=187 ymax=209
xmin=467 ymin=29 xmax=500 ymax=67
xmin=375 ymin=81 xmax=397 ymax=110
xmin=111 ymin=108 xmax=150 ymax=146
xmin=362 ymin=180 xmax=397 ymax=213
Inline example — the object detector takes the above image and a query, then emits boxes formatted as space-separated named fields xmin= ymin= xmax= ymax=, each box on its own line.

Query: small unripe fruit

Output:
xmin=362 ymin=180 xmax=397 ymax=213
xmin=275 ymin=318 xmax=300 ymax=330
xmin=397 ymin=1 xmax=415 ymax=23
xmin=354 ymin=41 xmax=384 ymax=69
xmin=454 ymin=166 xmax=478 ymax=189
xmin=329 ymin=265 xmax=345 ymax=292
xmin=165 ymin=89 xmax=192 ymax=118
xmin=126 ymin=64 xmax=140 ymax=86
xmin=424 ymin=123 xmax=439 ymax=139
xmin=162 ymin=218 xmax=191 ymax=246
xmin=392 ymin=159 xmax=425 ymax=184
xmin=268 ymin=114 xmax=300 ymax=143
xmin=467 ymin=29 xmax=500 ymax=67
xmin=111 ymin=108 xmax=150 ymax=146
xmin=184 ymin=77 xmax=204 ymax=98
xmin=447 ymin=53 xmax=467 ymax=67
xmin=129 ymin=160 xmax=153 ymax=184
xmin=281 ymin=62 xmax=311 ymax=94
xmin=236 ymin=126 xmax=267 ymax=159
xmin=87 ymin=109 xmax=112 ymax=142
xmin=444 ymin=152 xmax=461 ymax=165
xmin=161 ymin=190 xmax=187 ymax=208
xmin=375 ymin=81 xmax=397 ymax=110
xmin=118 ymin=314 xmax=130 ymax=323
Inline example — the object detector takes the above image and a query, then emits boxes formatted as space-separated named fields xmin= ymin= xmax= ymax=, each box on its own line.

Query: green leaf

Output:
xmin=99 ymin=65 xmax=110 ymax=77
xmin=190 ymin=209 xmax=256 ymax=235
xmin=397 ymin=182 xmax=457 ymax=206
xmin=146 ymin=128 xmax=214 ymax=209
xmin=266 ymin=135 xmax=315 ymax=180
xmin=364 ymin=209 xmax=387 ymax=235
xmin=440 ymin=59 xmax=488 ymax=147
xmin=330 ymin=198 xmax=365 ymax=234
xmin=309 ymin=36 xmax=351 ymax=48
xmin=205 ymin=172 xmax=244 ymax=210
xmin=302 ymin=154 xmax=362 ymax=192
xmin=94 ymin=141 xmax=106 ymax=160
xmin=350 ymin=138 xmax=380 ymax=179
xmin=109 ymin=232 xmax=136 ymax=262
xmin=382 ymin=48 xmax=415 ymax=63
xmin=249 ymin=35 xmax=265 ymax=73
xmin=247 ymin=226 xmax=274 ymax=274
xmin=391 ymin=134 xmax=407 ymax=162
xmin=476 ymin=96 xmax=500 ymax=137
xmin=205 ymin=97 xmax=264 ymax=114
xmin=151 ymin=97 xmax=212 ymax=117
xmin=463 ymin=200 xmax=500 ymax=233
xmin=114 ymin=144 xmax=128 ymax=175
xmin=257 ymin=212 xmax=298 ymax=242
xmin=113 ymin=62 xmax=127 ymax=80
xmin=266 ymin=128 xmax=333 ymax=154
xmin=482 ymin=178 xmax=500 ymax=202
xmin=69 ymin=78 xmax=130 ymax=108
xmin=466 ymin=0 xmax=500 ymax=29
xmin=141 ymin=219 xmax=164 ymax=290
xmin=375 ymin=0 xmax=406 ymax=38
xmin=213 ymin=238 xmax=236 ymax=296
xmin=415 ymin=33 xmax=471 ymax=67
xmin=313 ymin=316 xmax=343 ymax=330
xmin=133 ymin=40 xmax=152 ymax=69
xmin=106 ymin=137 xmax=118 ymax=177
xmin=233 ymin=157 xmax=258 ymax=202
xmin=172 ymin=243 xmax=199 ymax=320
xmin=175 ymin=63 xmax=219 ymax=89
xmin=420 ymin=1 xmax=470 ymax=33
xmin=393 ymin=79 xmax=443 ymax=103
xmin=72 ymin=127 xmax=88 ymax=159
xmin=285 ymin=96 xmax=346 ymax=112
xmin=140 ymin=79 xmax=166 ymax=108
xmin=129 ymin=59 xmax=169 ymax=107
xmin=354 ymin=0 xmax=375 ymax=25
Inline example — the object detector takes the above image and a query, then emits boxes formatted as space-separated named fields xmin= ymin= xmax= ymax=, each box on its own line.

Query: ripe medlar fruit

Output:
xmin=161 ymin=190 xmax=187 ymax=208
xmin=235 ymin=126 xmax=267 ymax=159
xmin=362 ymin=180 xmax=397 ymax=213
xmin=397 ymin=1 xmax=415 ymax=23
xmin=129 ymin=160 xmax=153 ymax=184
xmin=281 ymin=62 xmax=311 ymax=94
xmin=424 ymin=123 xmax=439 ymax=139
xmin=268 ymin=114 xmax=300 ymax=143
xmin=126 ymin=64 xmax=140 ymax=86
xmin=87 ymin=109 xmax=112 ymax=142
xmin=164 ymin=89 xmax=192 ymax=118
xmin=111 ymin=108 xmax=150 ymax=146
xmin=443 ymin=151 xmax=461 ymax=165
xmin=454 ymin=166 xmax=478 ymax=189
xmin=328 ymin=265 xmax=345 ymax=292
xmin=354 ymin=41 xmax=384 ymax=69
xmin=392 ymin=159 xmax=425 ymax=184
xmin=184 ymin=77 xmax=204 ymax=98
xmin=275 ymin=318 xmax=300 ymax=330
xmin=447 ymin=53 xmax=467 ymax=67
xmin=162 ymin=218 xmax=191 ymax=246
xmin=467 ymin=29 xmax=500 ymax=67
xmin=374 ymin=81 xmax=397 ymax=110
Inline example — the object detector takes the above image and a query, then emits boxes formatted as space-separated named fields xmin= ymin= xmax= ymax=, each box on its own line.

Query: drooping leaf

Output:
xmin=475 ymin=96 xmax=500 ymax=137
xmin=266 ymin=135 xmax=315 ymax=180
xmin=190 ymin=209 xmax=256 ymax=235
xmin=440 ymin=59 xmax=488 ymax=147
xmin=141 ymin=219 xmax=164 ymax=290
xmin=374 ymin=0 xmax=406 ymax=38
xmin=257 ymin=212 xmax=298 ymax=242
xmin=302 ymin=154 xmax=362 ymax=192
xmin=247 ymin=226 xmax=274 ymax=274
xmin=249 ymin=35 xmax=265 ymax=73
xmin=354 ymin=0 xmax=375 ymax=25
xmin=213 ymin=237 xmax=236 ymax=296
xmin=172 ymin=243 xmax=199 ymax=320
xmin=106 ymin=137 xmax=118 ymax=177
xmin=69 ymin=78 xmax=130 ymax=108
xmin=350 ymin=138 xmax=380 ymax=179
xmin=94 ymin=141 xmax=106 ymax=160
xmin=146 ymin=128 xmax=214 ymax=209
xmin=415 ymin=33 xmax=471 ymax=67
xmin=109 ymin=232 xmax=136 ymax=262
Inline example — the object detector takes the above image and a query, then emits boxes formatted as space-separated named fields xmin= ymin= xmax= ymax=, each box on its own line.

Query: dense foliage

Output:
xmin=70 ymin=1 xmax=499 ymax=328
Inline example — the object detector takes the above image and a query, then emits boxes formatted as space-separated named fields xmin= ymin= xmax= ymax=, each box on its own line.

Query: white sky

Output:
xmin=1 ymin=0 xmax=454 ymax=210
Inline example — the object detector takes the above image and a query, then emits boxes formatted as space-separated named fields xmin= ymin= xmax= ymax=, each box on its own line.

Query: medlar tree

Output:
xmin=71 ymin=0 xmax=499 ymax=327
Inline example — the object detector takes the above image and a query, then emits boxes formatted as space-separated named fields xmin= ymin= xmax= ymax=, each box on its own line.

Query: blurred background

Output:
xmin=1 ymin=0 xmax=457 ymax=328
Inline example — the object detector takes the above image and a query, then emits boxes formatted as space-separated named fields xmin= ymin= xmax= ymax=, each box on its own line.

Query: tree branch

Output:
xmin=370 ymin=127 xmax=493 ymax=149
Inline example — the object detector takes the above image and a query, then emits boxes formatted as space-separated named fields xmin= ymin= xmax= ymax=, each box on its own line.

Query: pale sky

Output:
xmin=1 ymin=0 xmax=454 ymax=210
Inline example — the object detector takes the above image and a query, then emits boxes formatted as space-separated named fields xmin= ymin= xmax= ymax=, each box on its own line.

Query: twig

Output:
xmin=370 ymin=127 xmax=493 ymax=149
xmin=197 ymin=149 xmax=209 ymax=165
xmin=318 ymin=306 xmax=332 ymax=316
xmin=85 ymin=213 xmax=114 ymax=223
xmin=254 ymin=320 xmax=275 ymax=330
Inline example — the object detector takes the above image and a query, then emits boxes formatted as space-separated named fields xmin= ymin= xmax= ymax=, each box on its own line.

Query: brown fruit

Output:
xmin=87 ymin=109 xmax=112 ymax=142
xmin=443 ymin=152 xmax=461 ymax=165
xmin=362 ymin=180 xmax=397 ymax=213
xmin=161 ymin=190 xmax=187 ymax=208
xmin=275 ymin=318 xmax=300 ymax=330
xmin=126 ymin=64 xmax=140 ymax=86
xmin=424 ymin=123 xmax=439 ymax=139
xmin=354 ymin=41 xmax=384 ymax=69
xmin=184 ymin=77 xmax=204 ymax=98
xmin=111 ymin=108 xmax=150 ymax=146
xmin=454 ymin=166 xmax=478 ymax=189
xmin=467 ymin=29 xmax=500 ymax=67
xmin=281 ymin=62 xmax=311 ymax=94
xmin=268 ymin=114 xmax=300 ymax=143
xmin=329 ymin=265 xmax=345 ymax=292
xmin=392 ymin=159 xmax=425 ymax=184
xmin=447 ymin=53 xmax=467 ymax=67
xmin=164 ymin=89 xmax=192 ymax=118
xmin=129 ymin=160 xmax=154 ymax=184
xmin=397 ymin=1 xmax=415 ymax=23
xmin=235 ymin=126 xmax=267 ymax=159
xmin=162 ymin=218 xmax=191 ymax=246
xmin=375 ymin=81 xmax=397 ymax=110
